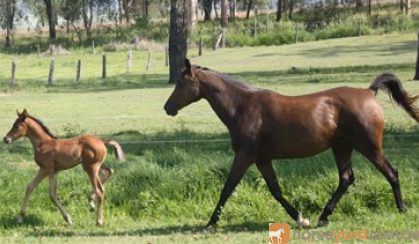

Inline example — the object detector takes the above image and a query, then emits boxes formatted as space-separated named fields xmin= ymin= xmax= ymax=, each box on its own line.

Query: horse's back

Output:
xmin=252 ymin=86 xmax=383 ymax=158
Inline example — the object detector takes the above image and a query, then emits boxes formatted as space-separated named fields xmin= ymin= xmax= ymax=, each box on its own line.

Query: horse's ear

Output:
xmin=16 ymin=109 xmax=20 ymax=116
xmin=185 ymin=58 xmax=192 ymax=74
xmin=22 ymin=109 xmax=28 ymax=117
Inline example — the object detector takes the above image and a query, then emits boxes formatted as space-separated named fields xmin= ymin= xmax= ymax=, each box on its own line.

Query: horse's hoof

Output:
xmin=64 ymin=216 xmax=73 ymax=226
xmin=204 ymin=223 xmax=216 ymax=232
xmin=96 ymin=221 xmax=103 ymax=227
xmin=297 ymin=215 xmax=310 ymax=228
xmin=317 ymin=220 xmax=329 ymax=228
xmin=399 ymin=206 xmax=407 ymax=213
xmin=16 ymin=216 xmax=23 ymax=224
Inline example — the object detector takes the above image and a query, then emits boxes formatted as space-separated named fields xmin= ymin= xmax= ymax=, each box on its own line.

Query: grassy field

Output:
xmin=0 ymin=33 xmax=418 ymax=243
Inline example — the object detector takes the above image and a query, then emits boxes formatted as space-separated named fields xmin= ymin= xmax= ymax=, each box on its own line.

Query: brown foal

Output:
xmin=164 ymin=59 xmax=419 ymax=228
xmin=3 ymin=109 xmax=126 ymax=226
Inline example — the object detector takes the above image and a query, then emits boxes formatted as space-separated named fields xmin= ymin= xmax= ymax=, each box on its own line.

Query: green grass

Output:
xmin=0 ymin=33 xmax=418 ymax=243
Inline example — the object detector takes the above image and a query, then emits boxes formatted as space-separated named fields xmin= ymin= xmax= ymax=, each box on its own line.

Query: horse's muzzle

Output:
xmin=3 ymin=137 xmax=12 ymax=144
xmin=164 ymin=101 xmax=178 ymax=116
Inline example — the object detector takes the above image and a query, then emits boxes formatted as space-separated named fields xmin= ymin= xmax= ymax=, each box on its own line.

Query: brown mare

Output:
xmin=164 ymin=59 xmax=419 ymax=228
xmin=3 ymin=109 xmax=126 ymax=226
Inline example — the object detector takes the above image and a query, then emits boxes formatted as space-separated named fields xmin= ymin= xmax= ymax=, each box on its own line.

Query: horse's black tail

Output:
xmin=369 ymin=73 xmax=419 ymax=123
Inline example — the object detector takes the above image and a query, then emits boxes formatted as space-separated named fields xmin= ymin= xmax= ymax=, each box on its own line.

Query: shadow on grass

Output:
xmin=0 ymin=215 xmax=44 ymax=229
xmin=24 ymin=221 xmax=267 ymax=237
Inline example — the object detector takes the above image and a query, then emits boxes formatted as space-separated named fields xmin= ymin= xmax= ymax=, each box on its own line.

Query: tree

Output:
xmin=220 ymin=0 xmax=227 ymax=48
xmin=246 ymin=0 xmax=252 ymax=19
xmin=169 ymin=0 xmax=191 ymax=83
xmin=276 ymin=0 xmax=281 ymax=22
xmin=0 ymin=0 xmax=17 ymax=47
xmin=43 ymin=0 xmax=56 ymax=41
xmin=60 ymin=0 xmax=81 ymax=34
xmin=414 ymin=33 xmax=419 ymax=80
xmin=203 ymin=0 xmax=213 ymax=21
xmin=229 ymin=0 xmax=236 ymax=22
xmin=82 ymin=0 xmax=94 ymax=43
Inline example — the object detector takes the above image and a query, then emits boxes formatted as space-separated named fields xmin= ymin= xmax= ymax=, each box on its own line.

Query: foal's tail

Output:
xmin=105 ymin=140 xmax=126 ymax=162
xmin=369 ymin=73 xmax=419 ymax=123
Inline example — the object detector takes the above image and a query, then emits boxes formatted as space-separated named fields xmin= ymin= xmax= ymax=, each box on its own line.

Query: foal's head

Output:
xmin=4 ymin=109 xmax=30 ymax=144
xmin=164 ymin=59 xmax=202 ymax=116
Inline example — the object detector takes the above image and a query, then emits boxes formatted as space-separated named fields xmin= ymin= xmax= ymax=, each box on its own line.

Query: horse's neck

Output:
xmin=27 ymin=119 xmax=53 ymax=148
xmin=200 ymin=76 xmax=250 ymax=128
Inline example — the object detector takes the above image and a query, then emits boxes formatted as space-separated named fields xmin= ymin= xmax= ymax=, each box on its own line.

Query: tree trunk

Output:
xmin=82 ymin=0 xmax=94 ymax=43
xmin=221 ymin=0 xmax=228 ymax=27
xmin=229 ymin=0 xmax=236 ymax=22
xmin=413 ymin=33 xmax=419 ymax=80
xmin=288 ymin=0 xmax=294 ymax=20
xmin=5 ymin=0 xmax=16 ymax=47
xmin=214 ymin=0 xmax=219 ymax=19
xmin=276 ymin=0 xmax=281 ymax=22
xmin=169 ymin=0 xmax=191 ymax=83
xmin=122 ymin=0 xmax=131 ymax=23
xmin=400 ymin=0 xmax=403 ymax=11
xmin=246 ymin=0 xmax=252 ymax=19
xmin=190 ymin=0 xmax=198 ymax=28
xmin=203 ymin=0 xmax=213 ymax=21
xmin=44 ymin=0 xmax=56 ymax=41
xmin=368 ymin=0 xmax=371 ymax=16
xmin=406 ymin=0 xmax=411 ymax=15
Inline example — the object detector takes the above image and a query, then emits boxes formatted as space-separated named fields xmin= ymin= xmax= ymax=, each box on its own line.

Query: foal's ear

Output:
xmin=16 ymin=109 xmax=20 ymax=116
xmin=184 ymin=58 xmax=192 ymax=74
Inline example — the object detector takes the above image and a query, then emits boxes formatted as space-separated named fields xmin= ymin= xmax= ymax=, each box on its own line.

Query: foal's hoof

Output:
xmin=297 ymin=215 xmax=310 ymax=228
xmin=64 ymin=216 xmax=73 ymax=226
xmin=16 ymin=216 xmax=23 ymax=224
xmin=317 ymin=220 xmax=329 ymax=228
xmin=89 ymin=202 xmax=96 ymax=212
xmin=96 ymin=221 xmax=103 ymax=227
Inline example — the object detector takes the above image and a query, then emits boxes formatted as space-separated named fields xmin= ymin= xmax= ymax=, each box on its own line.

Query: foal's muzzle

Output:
xmin=164 ymin=101 xmax=178 ymax=116
xmin=3 ymin=137 xmax=12 ymax=144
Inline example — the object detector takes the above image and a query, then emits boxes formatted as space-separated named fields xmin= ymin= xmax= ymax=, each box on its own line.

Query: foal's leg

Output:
xmin=17 ymin=169 xmax=51 ymax=224
xmin=49 ymin=172 xmax=73 ymax=225
xmin=256 ymin=159 xmax=310 ymax=228
xmin=318 ymin=145 xmax=354 ymax=227
xmin=362 ymin=151 xmax=406 ymax=212
xmin=86 ymin=165 xmax=105 ymax=226
xmin=88 ymin=165 xmax=113 ymax=211
xmin=206 ymin=152 xmax=253 ymax=228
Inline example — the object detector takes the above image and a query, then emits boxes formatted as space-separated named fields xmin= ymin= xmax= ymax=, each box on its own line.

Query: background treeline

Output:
xmin=0 ymin=0 xmax=417 ymax=53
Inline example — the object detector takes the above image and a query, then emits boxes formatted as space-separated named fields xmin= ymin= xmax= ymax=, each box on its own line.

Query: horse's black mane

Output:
xmin=29 ymin=115 xmax=58 ymax=139
xmin=193 ymin=65 xmax=252 ymax=90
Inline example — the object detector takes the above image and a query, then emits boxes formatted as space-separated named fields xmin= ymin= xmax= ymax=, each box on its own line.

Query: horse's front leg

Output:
xmin=17 ymin=168 xmax=51 ymax=224
xmin=49 ymin=172 xmax=73 ymax=225
xmin=206 ymin=151 xmax=254 ymax=228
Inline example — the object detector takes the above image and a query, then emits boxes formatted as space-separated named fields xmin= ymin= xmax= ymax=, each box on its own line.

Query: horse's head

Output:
xmin=4 ymin=109 xmax=30 ymax=144
xmin=164 ymin=59 xmax=202 ymax=116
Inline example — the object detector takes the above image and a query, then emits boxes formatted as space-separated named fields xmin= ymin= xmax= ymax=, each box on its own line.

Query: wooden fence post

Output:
xmin=199 ymin=36 xmax=203 ymax=56
xmin=266 ymin=10 xmax=269 ymax=32
xmin=48 ymin=59 xmax=55 ymax=85
xmin=295 ymin=23 xmax=299 ymax=43
xmin=76 ymin=59 xmax=81 ymax=82
xmin=165 ymin=46 xmax=169 ymax=67
xmin=37 ymin=44 xmax=40 ymax=57
xmin=413 ymin=32 xmax=419 ymax=80
xmin=358 ymin=19 xmax=362 ymax=36
xmin=11 ymin=61 xmax=16 ymax=88
xmin=102 ymin=54 xmax=107 ymax=79
xmin=127 ymin=49 xmax=132 ymax=74
xmin=92 ymin=40 xmax=95 ymax=54
xmin=146 ymin=50 xmax=152 ymax=71
xmin=253 ymin=7 xmax=258 ymax=38
xmin=212 ymin=23 xmax=216 ymax=50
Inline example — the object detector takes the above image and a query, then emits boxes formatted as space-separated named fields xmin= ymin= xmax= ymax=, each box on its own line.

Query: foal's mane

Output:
xmin=193 ymin=65 xmax=252 ymax=90
xmin=28 ymin=115 xmax=58 ymax=139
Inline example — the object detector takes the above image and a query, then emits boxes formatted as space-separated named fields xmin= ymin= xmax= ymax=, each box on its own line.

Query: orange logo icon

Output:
xmin=269 ymin=223 xmax=290 ymax=244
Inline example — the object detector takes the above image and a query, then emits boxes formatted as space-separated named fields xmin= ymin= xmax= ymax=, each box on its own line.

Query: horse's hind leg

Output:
xmin=318 ymin=144 xmax=354 ymax=227
xmin=88 ymin=165 xmax=113 ymax=211
xmin=85 ymin=164 xmax=105 ymax=226
xmin=362 ymin=150 xmax=406 ymax=212
xmin=256 ymin=159 xmax=310 ymax=228
xmin=49 ymin=172 xmax=73 ymax=225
